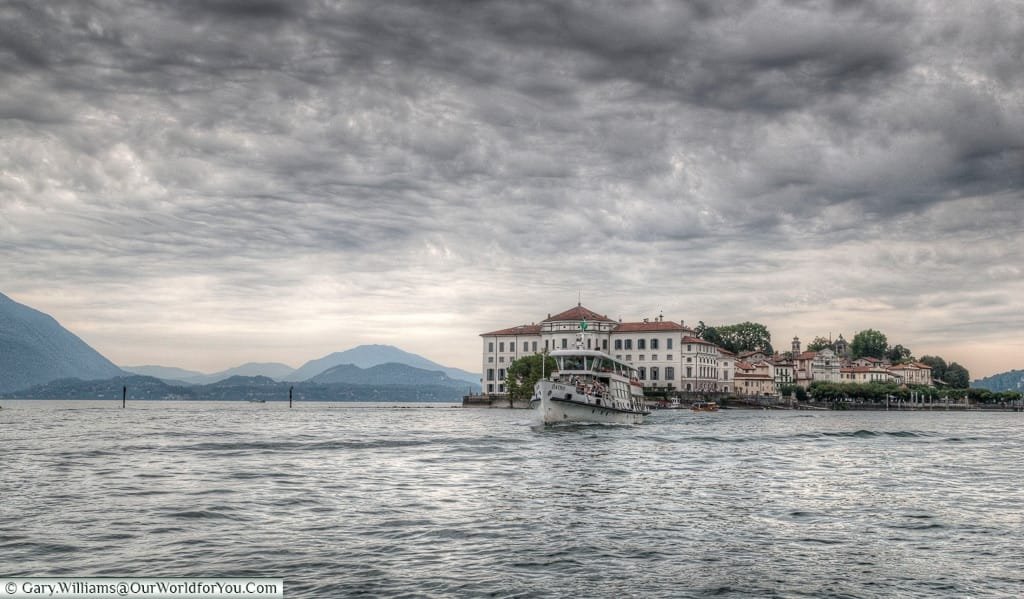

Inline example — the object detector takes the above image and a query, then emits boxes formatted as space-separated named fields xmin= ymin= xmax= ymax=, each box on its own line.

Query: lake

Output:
xmin=2 ymin=400 xmax=1022 ymax=597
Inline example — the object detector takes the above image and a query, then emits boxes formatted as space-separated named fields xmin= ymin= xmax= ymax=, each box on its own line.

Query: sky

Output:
xmin=1 ymin=0 xmax=1022 ymax=379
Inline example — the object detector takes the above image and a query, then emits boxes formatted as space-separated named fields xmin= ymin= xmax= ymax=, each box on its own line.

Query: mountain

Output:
xmin=121 ymin=362 xmax=295 ymax=385
xmin=121 ymin=365 xmax=206 ymax=383
xmin=2 ymin=374 xmax=465 ymax=402
xmin=973 ymin=369 xmax=1024 ymax=392
xmin=309 ymin=362 xmax=471 ymax=389
xmin=0 ymin=292 xmax=124 ymax=393
xmin=188 ymin=362 xmax=295 ymax=384
xmin=286 ymin=344 xmax=479 ymax=386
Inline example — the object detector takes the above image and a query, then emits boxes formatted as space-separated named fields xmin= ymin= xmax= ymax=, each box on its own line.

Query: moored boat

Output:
xmin=530 ymin=333 xmax=649 ymax=425
xmin=691 ymin=401 xmax=719 ymax=412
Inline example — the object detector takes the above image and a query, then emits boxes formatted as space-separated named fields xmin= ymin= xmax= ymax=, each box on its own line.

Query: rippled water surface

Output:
xmin=2 ymin=400 xmax=1023 ymax=597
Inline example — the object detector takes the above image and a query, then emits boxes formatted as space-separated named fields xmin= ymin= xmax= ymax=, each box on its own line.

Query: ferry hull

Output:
xmin=531 ymin=380 xmax=646 ymax=425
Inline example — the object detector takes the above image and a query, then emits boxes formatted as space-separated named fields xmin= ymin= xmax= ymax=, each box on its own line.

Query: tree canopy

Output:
xmin=886 ymin=344 xmax=912 ymax=362
xmin=850 ymin=329 xmax=888 ymax=359
xmin=505 ymin=353 xmax=558 ymax=400
xmin=806 ymin=336 xmax=832 ymax=352
xmin=919 ymin=355 xmax=948 ymax=382
xmin=944 ymin=362 xmax=970 ymax=389
xmin=705 ymin=321 xmax=773 ymax=354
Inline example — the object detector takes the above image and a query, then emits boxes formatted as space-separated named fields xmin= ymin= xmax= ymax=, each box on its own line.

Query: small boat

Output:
xmin=531 ymin=333 xmax=649 ymax=425
xmin=247 ymin=399 xmax=267 ymax=403
xmin=691 ymin=401 xmax=719 ymax=412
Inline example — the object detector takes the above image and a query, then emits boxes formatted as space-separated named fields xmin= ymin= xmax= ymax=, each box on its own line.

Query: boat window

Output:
xmin=561 ymin=356 xmax=585 ymax=370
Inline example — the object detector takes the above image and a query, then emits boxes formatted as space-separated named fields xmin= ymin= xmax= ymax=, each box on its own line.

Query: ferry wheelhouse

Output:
xmin=531 ymin=334 xmax=649 ymax=425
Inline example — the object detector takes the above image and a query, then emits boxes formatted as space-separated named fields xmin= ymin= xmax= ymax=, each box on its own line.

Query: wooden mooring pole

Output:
xmin=122 ymin=385 xmax=126 ymax=409
xmin=289 ymin=386 xmax=293 ymax=408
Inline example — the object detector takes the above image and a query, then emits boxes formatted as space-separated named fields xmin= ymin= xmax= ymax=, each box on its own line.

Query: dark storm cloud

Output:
xmin=1 ymin=0 xmax=1022 ymax=374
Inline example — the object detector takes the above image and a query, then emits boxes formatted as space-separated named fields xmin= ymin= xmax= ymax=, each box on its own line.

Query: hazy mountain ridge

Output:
xmin=973 ymin=369 xmax=1024 ymax=392
xmin=0 ymin=292 xmax=124 ymax=393
xmin=286 ymin=344 xmax=479 ymax=385
xmin=1 ymin=375 xmax=465 ymax=402
xmin=309 ymin=362 xmax=471 ymax=389
xmin=2 ymin=292 xmax=478 ymax=394
xmin=121 ymin=362 xmax=295 ymax=385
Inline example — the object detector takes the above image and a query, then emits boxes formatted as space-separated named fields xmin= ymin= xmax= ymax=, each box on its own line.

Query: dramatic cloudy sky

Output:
xmin=2 ymin=0 xmax=1022 ymax=378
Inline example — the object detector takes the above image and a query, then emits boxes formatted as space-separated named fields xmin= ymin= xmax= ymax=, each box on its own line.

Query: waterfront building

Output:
xmin=811 ymin=349 xmax=841 ymax=383
xmin=840 ymin=366 xmax=903 ymax=384
xmin=717 ymin=347 xmax=736 ymax=393
xmin=680 ymin=336 xmax=719 ymax=393
xmin=480 ymin=305 xmax=693 ymax=395
xmin=734 ymin=361 xmax=777 ymax=398
xmin=888 ymin=362 xmax=933 ymax=386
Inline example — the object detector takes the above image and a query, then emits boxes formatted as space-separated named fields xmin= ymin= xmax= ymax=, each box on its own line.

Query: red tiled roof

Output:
xmin=796 ymin=351 xmax=818 ymax=360
xmin=681 ymin=335 xmax=716 ymax=345
xmin=481 ymin=324 xmax=542 ymax=336
xmin=615 ymin=321 xmax=688 ymax=332
xmin=542 ymin=305 xmax=615 ymax=323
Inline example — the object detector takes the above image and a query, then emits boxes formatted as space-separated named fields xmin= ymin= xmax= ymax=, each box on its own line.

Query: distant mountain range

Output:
xmin=122 ymin=362 xmax=297 ymax=385
xmin=1 ymin=291 xmax=480 ymax=396
xmin=285 ymin=344 xmax=479 ymax=385
xmin=1 ymin=373 xmax=467 ymax=402
xmin=309 ymin=362 xmax=471 ymax=390
xmin=0 ymin=292 xmax=124 ymax=393
xmin=973 ymin=369 xmax=1024 ymax=392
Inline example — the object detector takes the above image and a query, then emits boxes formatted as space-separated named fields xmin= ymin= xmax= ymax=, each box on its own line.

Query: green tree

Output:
xmin=505 ymin=353 xmax=558 ymax=401
xmin=886 ymin=344 xmax=912 ymax=362
xmin=944 ymin=362 xmax=970 ymax=389
xmin=806 ymin=336 xmax=832 ymax=352
xmin=712 ymin=322 xmax=773 ymax=354
xmin=695 ymin=321 xmax=724 ymax=348
xmin=850 ymin=329 xmax=888 ymax=360
xmin=919 ymin=355 xmax=947 ymax=383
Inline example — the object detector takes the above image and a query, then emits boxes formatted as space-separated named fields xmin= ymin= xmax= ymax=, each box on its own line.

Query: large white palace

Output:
xmin=479 ymin=304 xmax=932 ymax=397
xmin=480 ymin=304 xmax=736 ymax=395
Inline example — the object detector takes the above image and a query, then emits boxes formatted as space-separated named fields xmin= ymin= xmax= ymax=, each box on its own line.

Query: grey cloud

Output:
xmin=1 ymin=0 xmax=1022 ymax=376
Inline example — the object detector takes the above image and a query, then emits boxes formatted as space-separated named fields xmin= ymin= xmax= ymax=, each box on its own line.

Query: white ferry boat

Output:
xmin=530 ymin=334 xmax=649 ymax=425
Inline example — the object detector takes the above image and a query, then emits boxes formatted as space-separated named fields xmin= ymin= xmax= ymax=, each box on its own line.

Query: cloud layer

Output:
xmin=1 ymin=0 xmax=1022 ymax=377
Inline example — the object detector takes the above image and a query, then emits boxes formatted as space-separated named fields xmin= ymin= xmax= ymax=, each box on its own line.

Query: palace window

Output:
xmin=651 ymin=354 xmax=657 ymax=361
xmin=650 ymin=367 xmax=659 ymax=381
xmin=532 ymin=341 xmax=538 ymax=352
xmin=667 ymin=338 xmax=673 ymax=349
xmin=614 ymin=339 xmax=622 ymax=350
xmin=561 ymin=338 xmax=568 ymax=349
xmin=665 ymin=367 xmax=675 ymax=380
xmin=498 ymin=369 xmax=505 ymax=379
xmin=486 ymin=369 xmax=494 ymax=381
xmin=625 ymin=339 xmax=633 ymax=350
xmin=488 ymin=342 xmax=494 ymax=352
xmin=523 ymin=342 xmax=528 ymax=352
xmin=651 ymin=339 xmax=659 ymax=350
xmin=499 ymin=342 xmax=505 ymax=352
xmin=667 ymin=355 xmax=673 ymax=361
xmin=602 ymin=340 xmax=608 ymax=350
xmin=638 ymin=339 xmax=646 ymax=350
xmin=638 ymin=367 xmax=646 ymax=380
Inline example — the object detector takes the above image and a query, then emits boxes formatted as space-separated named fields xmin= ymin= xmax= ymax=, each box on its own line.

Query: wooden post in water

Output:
xmin=122 ymin=385 xmax=126 ymax=409
xmin=289 ymin=386 xmax=293 ymax=408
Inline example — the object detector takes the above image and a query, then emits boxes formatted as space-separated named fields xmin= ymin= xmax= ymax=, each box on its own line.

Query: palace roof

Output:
xmin=615 ymin=320 xmax=690 ymax=332
xmin=542 ymin=305 xmax=616 ymax=323
xmin=480 ymin=324 xmax=542 ymax=336
xmin=681 ymin=335 xmax=716 ymax=345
